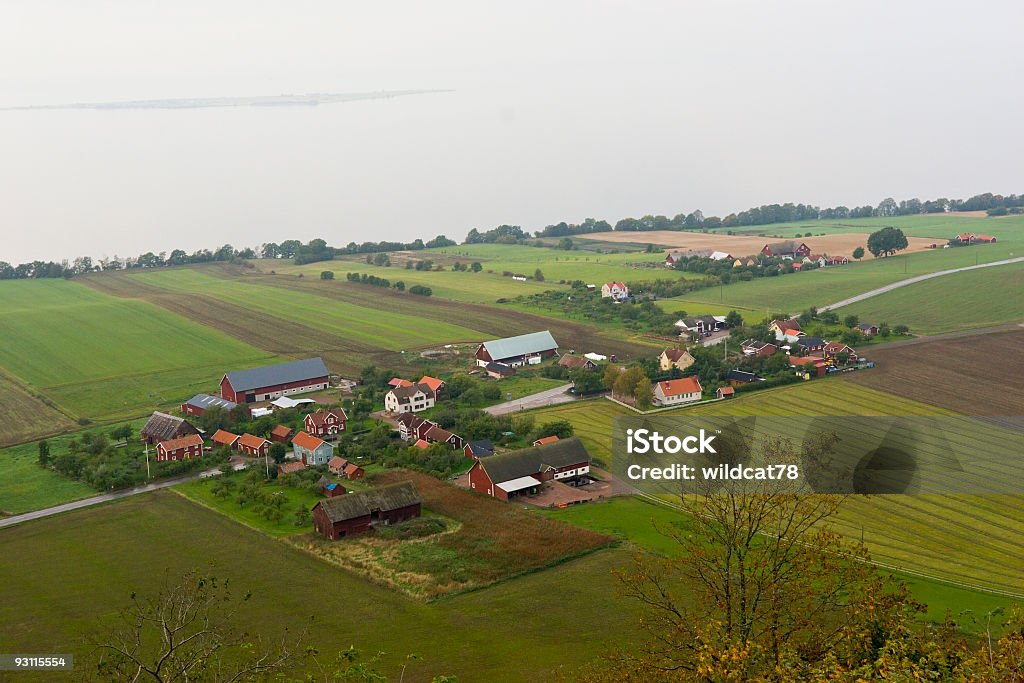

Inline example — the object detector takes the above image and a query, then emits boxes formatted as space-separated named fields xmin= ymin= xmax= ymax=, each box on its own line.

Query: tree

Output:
xmin=633 ymin=377 xmax=653 ymax=410
xmin=866 ymin=226 xmax=909 ymax=257
xmin=37 ymin=440 xmax=50 ymax=467
xmin=534 ymin=268 xmax=545 ymax=282
xmin=269 ymin=442 xmax=287 ymax=464
xmin=569 ymin=369 xmax=605 ymax=395
xmin=894 ymin=324 xmax=910 ymax=335
xmin=393 ymin=280 xmax=405 ymax=291
xmin=612 ymin=367 xmax=646 ymax=400
xmin=843 ymin=314 xmax=859 ymax=328
xmin=110 ymin=424 xmax=134 ymax=443
xmin=91 ymin=570 xmax=298 ymax=681
xmin=320 ymin=270 xmax=334 ymax=280
xmin=557 ymin=238 xmax=574 ymax=250
xmin=725 ymin=310 xmax=743 ymax=328
xmin=852 ymin=246 xmax=865 ymax=260
xmin=602 ymin=364 xmax=622 ymax=390
xmin=470 ymin=261 xmax=482 ymax=272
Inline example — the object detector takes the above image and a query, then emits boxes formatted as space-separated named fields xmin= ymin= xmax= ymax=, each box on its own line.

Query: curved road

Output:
xmin=819 ymin=256 xmax=1024 ymax=312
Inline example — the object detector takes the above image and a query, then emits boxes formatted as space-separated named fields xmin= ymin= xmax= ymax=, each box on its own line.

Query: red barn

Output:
xmin=761 ymin=241 xmax=811 ymax=259
xmin=236 ymin=433 xmax=271 ymax=457
xmin=304 ymin=408 xmax=348 ymax=439
xmin=311 ymin=481 xmax=421 ymax=539
xmin=270 ymin=425 xmax=294 ymax=444
xmin=220 ymin=357 xmax=330 ymax=404
xmin=156 ymin=434 xmax=204 ymax=462
xmin=467 ymin=437 xmax=591 ymax=501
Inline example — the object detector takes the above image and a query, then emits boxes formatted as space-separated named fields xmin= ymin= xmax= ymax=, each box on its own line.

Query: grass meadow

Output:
xmin=530 ymin=381 xmax=1024 ymax=594
xmin=841 ymin=261 xmax=1024 ymax=334
xmin=0 ymin=491 xmax=637 ymax=682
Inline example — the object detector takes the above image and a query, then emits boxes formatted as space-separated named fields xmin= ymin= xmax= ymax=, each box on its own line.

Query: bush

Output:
xmin=320 ymin=271 xmax=334 ymax=280
xmin=409 ymin=285 xmax=433 ymax=296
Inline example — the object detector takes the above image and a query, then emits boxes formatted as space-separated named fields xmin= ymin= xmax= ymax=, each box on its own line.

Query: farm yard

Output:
xmin=0 ymin=279 xmax=276 ymax=423
xmin=531 ymin=381 xmax=1024 ymax=594
xmin=0 ymin=491 xmax=639 ymax=682
xmin=840 ymin=262 xmax=1024 ymax=334
xmin=847 ymin=329 xmax=1024 ymax=415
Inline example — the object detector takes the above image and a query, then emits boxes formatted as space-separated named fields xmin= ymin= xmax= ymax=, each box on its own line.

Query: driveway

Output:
xmin=0 ymin=469 xmax=217 ymax=530
xmin=485 ymin=384 xmax=577 ymax=415
xmin=819 ymin=256 xmax=1024 ymax=311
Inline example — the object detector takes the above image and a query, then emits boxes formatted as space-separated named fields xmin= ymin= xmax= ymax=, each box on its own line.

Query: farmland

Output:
xmin=848 ymin=329 xmax=1024 ymax=415
xmin=0 ymin=491 xmax=639 ymax=682
xmin=0 ymin=279 xmax=276 ymax=423
xmin=530 ymin=382 xmax=1024 ymax=593
xmin=0 ymin=371 xmax=75 ymax=449
xmin=840 ymin=261 xmax=1024 ymax=334
xmin=0 ymin=437 xmax=96 ymax=516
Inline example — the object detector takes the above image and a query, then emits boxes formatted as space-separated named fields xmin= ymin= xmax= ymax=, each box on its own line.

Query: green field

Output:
xmin=841 ymin=261 xmax=1024 ymax=334
xmin=175 ymin=477 xmax=325 ymax=537
xmin=0 ymin=491 xmax=639 ymax=682
xmin=0 ymin=371 xmax=75 ymax=449
xmin=0 ymin=439 xmax=96 ymax=516
xmin=705 ymin=213 xmax=1024 ymax=243
xmin=0 ymin=279 xmax=276 ymax=421
xmin=543 ymin=496 xmax=1017 ymax=629
xmin=530 ymin=381 xmax=1024 ymax=594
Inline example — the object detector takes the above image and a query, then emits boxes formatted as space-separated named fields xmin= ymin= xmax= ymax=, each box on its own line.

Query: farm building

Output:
xmin=322 ymin=482 xmax=346 ymax=498
xmin=464 ymin=439 xmax=495 ymax=459
xmin=741 ymin=339 xmax=777 ymax=357
xmin=726 ymin=370 xmax=763 ymax=387
xmin=293 ymin=430 xmax=335 ymax=466
xmin=761 ymin=241 xmax=811 ymax=259
xmin=788 ymin=355 xmax=827 ymax=378
xmin=220 ymin=357 xmax=330 ymax=404
xmin=601 ymin=281 xmax=630 ymax=301
xmin=823 ymin=342 xmax=859 ymax=364
xmin=384 ymin=383 xmax=435 ymax=414
xmin=304 ymin=408 xmax=348 ymax=439
xmin=328 ymin=455 xmax=349 ymax=475
xmin=141 ymin=412 xmax=199 ymax=445
xmin=270 ymin=425 xmax=294 ymax=443
xmin=475 ymin=330 xmax=559 ymax=368
xmin=311 ymin=481 xmax=422 ymax=540
xmin=180 ymin=393 xmax=237 ymax=417
xmin=236 ymin=433 xmax=271 ymax=457
xmin=652 ymin=377 xmax=703 ymax=406
xmin=558 ymin=355 xmax=597 ymax=370
xmin=278 ymin=461 xmax=306 ymax=476
xmin=795 ymin=337 xmax=827 ymax=353
xmin=659 ymin=348 xmax=695 ymax=372
xmin=211 ymin=429 xmax=240 ymax=449
xmin=674 ymin=315 xmax=727 ymax=336
xmin=156 ymin=434 xmax=204 ymax=462
xmin=716 ymin=386 xmax=735 ymax=399
xmin=388 ymin=378 xmax=413 ymax=388
xmin=485 ymin=362 xmax=516 ymax=379
xmin=343 ymin=463 xmax=365 ymax=480
xmin=467 ymin=437 xmax=592 ymax=501
xmin=856 ymin=323 xmax=879 ymax=337
xmin=424 ymin=425 xmax=464 ymax=450
xmin=533 ymin=435 xmax=560 ymax=447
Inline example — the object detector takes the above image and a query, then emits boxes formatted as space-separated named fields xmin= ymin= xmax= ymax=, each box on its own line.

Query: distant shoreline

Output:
xmin=0 ymin=89 xmax=453 ymax=112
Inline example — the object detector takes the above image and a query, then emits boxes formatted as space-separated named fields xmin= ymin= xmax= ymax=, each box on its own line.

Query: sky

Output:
xmin=1 ymin=1 xmax=1022 ymax=263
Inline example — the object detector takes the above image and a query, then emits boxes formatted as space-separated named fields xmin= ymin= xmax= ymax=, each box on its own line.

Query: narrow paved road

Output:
xmin=0 ymin=470 xmax=215 ymax=530
xmin=485 ymin=384 xmax=577 ymax=415
xmin=819 ymin=256 xmax=1024 ymax=311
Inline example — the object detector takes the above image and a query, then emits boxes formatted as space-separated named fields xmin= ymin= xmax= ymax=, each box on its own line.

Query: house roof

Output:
xmin=558 ymin=354 xmax=594 ymax=369
xmin=389 ymin=383 xmax=430 ymax=401
xmin=764 ymin=240 xmax=807 ymax=254
xmin=477 ymin=437 xmax=591 ymax=485
xmin=315 ymin=481 xmax=421 ymax=523
xmin=741 ymin=339 xmax=774 ymax=350
xmin=141 ymin=412 xmax=197 ymax=442
xmin=212 ymin=429 xmax=240 ymax=446
xmin=656 ymin=377 xmax=703 ymax=396
xmin=413 ymin=438 xmax=430 ymax=449
xmin=293 ymin=430 xmax=328 ymax=452
xmin=159 ymin=433 xmax=204 ymax=451
xmin=306 ymin=408 xmax=348 ymax=427
xmin=717 ymin=386 xmax=735 ymax=395
xmin=343 ymin=463 xmax=363 ymax=475
xmin=238 ymin=433 xmax=270 ymax=450
xmin=279 ymin=461 xmax=306 ymax=474
xmin=270 ymin=425 xmax=293 ymax=438
xmin=604 ymin=281 xmax=626 ymax=289
xmin=224 ymin=357 xmax=329 ymax=392
xmin=395 ymin=413 xmax=425 ymax=428
xmin=184 ymin=393 xmax=237 ymax=412
xmin=824 ymin=342 xmax=854 ymax=353
xmin=797 ymin=336 xmax=826 ymax=347
xmin=328 ymin=455 xmax=348 ymax=469
xmin=485 ymin=362 xmax=515 ymax=375
xmin=479 ymin=330 xmax=558 ymax=361
xmin=726 ymin=370 xmax=761 ymax=383
xmin=418 ymin=376 xmax=445 ymax=393
xmin=856 ymin=323 xmax=876 ymax=330
xmin=424 ymin=425 xmax=455 ymax=443
xmin=388 ymin=378 xmax=414 ymax=388
xmin=466 ymin=439 xmax=495 ymax=457
xmin=533 ymin=435 xmax=560 ymax=446
xmin=770 ymin=318 xmax=801 ymax=331
xmin=662 ymin=348 xmax=691 ymax=362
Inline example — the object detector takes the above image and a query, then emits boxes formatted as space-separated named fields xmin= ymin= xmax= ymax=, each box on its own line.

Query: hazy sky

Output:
xmin=1 ymin=1 xmax=1022 ymax=263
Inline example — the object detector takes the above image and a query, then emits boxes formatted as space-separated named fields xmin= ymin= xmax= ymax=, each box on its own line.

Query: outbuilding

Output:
xmin=312 ymin=481 xmax=422 ymax=539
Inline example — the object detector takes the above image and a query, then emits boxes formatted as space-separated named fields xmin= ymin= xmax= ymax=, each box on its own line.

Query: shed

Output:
xmin=312 ymin=481 xmax=422 ymax=539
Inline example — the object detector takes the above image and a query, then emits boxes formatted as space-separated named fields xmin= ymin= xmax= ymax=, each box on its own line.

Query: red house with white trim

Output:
xmin=304 ymin=408 xmax=348 ymax=439
xmin=156 ymin=434 xmax=204 ymax=462
xmin=236 ymin=433 xmax=271 ymax=457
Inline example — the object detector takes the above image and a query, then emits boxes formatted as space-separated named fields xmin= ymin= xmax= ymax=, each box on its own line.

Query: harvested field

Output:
xmin=847 ymin=330 xmax=1024 ymax=415
xmin=0 ymin=372 xmax=75 ymax=449
xmin=295 ymin=470 xmax=614 ymax=600
xmin=583 ymin=230 xmax=938 ymax=258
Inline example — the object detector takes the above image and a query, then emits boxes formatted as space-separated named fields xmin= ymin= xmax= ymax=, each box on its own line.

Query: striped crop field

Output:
xmin=530 ymin=381 xmax=1024 ymax=593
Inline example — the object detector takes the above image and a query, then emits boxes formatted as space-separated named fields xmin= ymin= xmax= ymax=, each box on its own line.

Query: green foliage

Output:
xmin=867 ymin=226 xmax=910 ymax=257
xmin=320 ymin=270 xmax=334 ymax=280
xmin=409 ymin=285 xmax=433 ymax=296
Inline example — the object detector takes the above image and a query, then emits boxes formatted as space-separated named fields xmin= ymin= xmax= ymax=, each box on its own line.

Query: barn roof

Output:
xmin=184 ymin=393 xmax=237 ymax=412
xmin=224 ymin=357 xmax=329 ymax=392
xmin=141 ymin=412 xmax=198 ymax=442
xmin=389 ymin=383 xmax=431 ymax=401
xmin=478 ymin=437 xmax=591 ymax=485
xmin=315 ymin=481 xmax=421 ymax=522
xmin=418 ymin=376 xmax=445 ymax=392
xmin=158 ymin=433 xmax=204 ymax=451
xmin=306 ymin=408 xmax=348 ymax=427
xmin=485 ymin=362 xmax=515 ymax=375
xmin=479 ymin=330 xmax=558 ymax=361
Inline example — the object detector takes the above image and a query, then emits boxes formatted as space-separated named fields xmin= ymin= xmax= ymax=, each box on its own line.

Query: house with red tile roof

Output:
xmin=236 ymin=433 xmax=271 ymax=457
xmin=292 ymin=430 xmax=334 ymax=467
xmin=278 ymin=461 xmax=307 ymax=476
xmin=417 ymin=376 xmax=445 ymax=398
xmin=328 ymin=455 xmax=349 ymax=475
xmin=652 ymin=377 xmax=703 ymax=407
xmin=211 ymin=429 xmax=240 ymax=449
xmin=532 ymin=435 xmax=560 ymax=447
xmin=156 ymin=434 xmax=204 ymax=462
